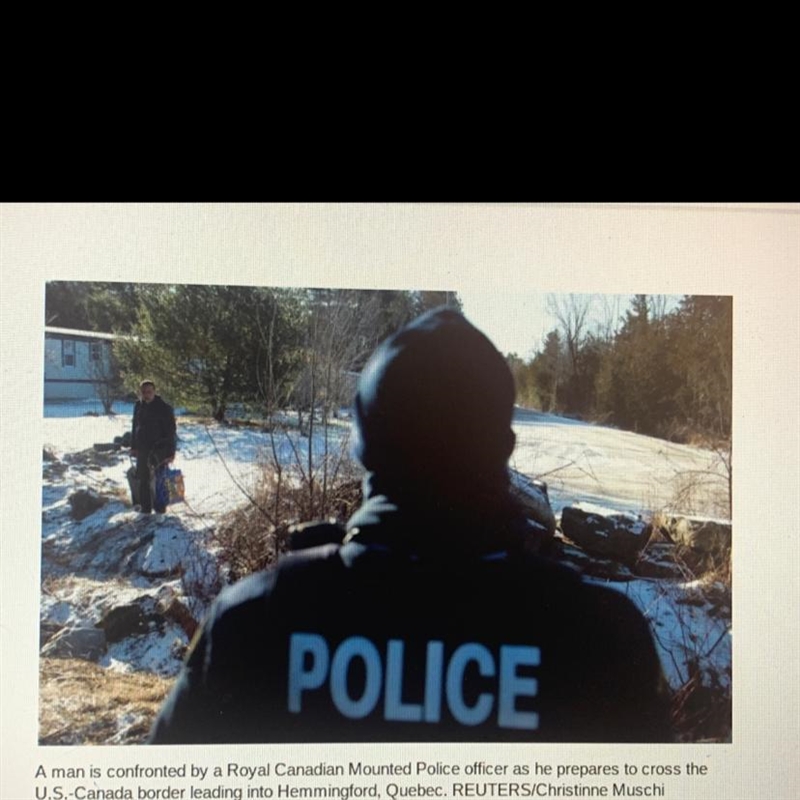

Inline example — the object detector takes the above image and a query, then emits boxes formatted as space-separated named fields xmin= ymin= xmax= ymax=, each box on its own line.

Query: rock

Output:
xmin=171 ymin=639 xmax=189 ymax=661
xmin=96 ymin=598 xmax=169 ymax=643
xmin=43 ymin=460 xmax=69 ymax=479
xmin=97 ymin=604 xmax=150 ymax=643
xmin=161 ymin=598 xmax=199 ymax=641
xmin=547 ymin=538 xmax=585 ymax=565
xmin=579 ymin=558 xmax=635 ymax=581
xmin=43 ymin=447 xmax=57 ymax=462
xmin=510 ymin=471 xmax=556 ymax=536
xmin=547 ymin=539 xmax=635 ymax=580
xmin=93 ymin=442 xmax=121 ymax=452
xmin=113 ymin=431 xmax=133 ymax=447
xmin=68 ymin=489 xmax=107 ymax=520
xmin=520 ymin=518 xmax=556 ymax=555
xmin=40 ymin=623 xmax=63 ymax=648
xmin=65 ymin=448 xmax=123 ymax=468
xmin=633 ymin=543 xmax=687 ymax=579
xmin=669 ymin=517 xmax=731 ymax=554
xmin=654 ymin=516 xmax=732 ymax=575
xmin=41 ymin=627 xmax=106 ymax=661
xmin=560 ymin=506 xmax=653 ymax=565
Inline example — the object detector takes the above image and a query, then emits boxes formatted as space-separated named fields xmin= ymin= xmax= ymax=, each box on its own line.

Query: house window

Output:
xmin=62 ymin=339 xmax=76 ymax=367
xmin=90 ymin=342 xmax=103 ymax=361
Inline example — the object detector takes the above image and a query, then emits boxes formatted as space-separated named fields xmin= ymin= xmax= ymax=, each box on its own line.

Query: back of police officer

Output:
xmin=149 ymin=308 xmax=671 ymax=744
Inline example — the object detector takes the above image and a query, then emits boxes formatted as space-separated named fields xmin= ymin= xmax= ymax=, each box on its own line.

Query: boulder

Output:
xmin=68 ymin=489 xmax=107 ymax=520
xmin=41 ymin=627 xmax=106 ymax=661
xmin=510 ymin=471 xmax=556 ymax=536
xmin=65 ymin=448 xmax=122 ymax=468
xmin=580 ymin=558 xmax=635 ymax=581
xmin=96 ymin=598 xmax=168 ymax=643
xmin=40 ymin=622 xmax=63 ymax=648
xmin=520 ymin=517 xmax=556 ymax=555
xmin=669 ymin=517 xmax=731 ymax=554
xmin=560 ymin=506 xmax=653 ymax=565
xmin=633 ymin=543 xmax=687 ymax=579
xmin=548 ymin=538 xmax=636 ymax=580
xmin=97 ymin=604 xmax=150 ymax=643
xmin=114 ymin=431 xmax=133 ymax=447
xmin=161 ymin=598 xmax=199 ymax=641
xmin=655 ymin=516 xmax=732 ymax=575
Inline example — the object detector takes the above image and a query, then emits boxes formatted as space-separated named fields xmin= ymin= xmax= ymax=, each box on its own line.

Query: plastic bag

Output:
xmin=155 ymin=466 xmax=185 ymax=507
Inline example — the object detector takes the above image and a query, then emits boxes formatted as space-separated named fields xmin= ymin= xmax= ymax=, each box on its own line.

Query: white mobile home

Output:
xmin=44 ymin=327 xmax=119 ymax=401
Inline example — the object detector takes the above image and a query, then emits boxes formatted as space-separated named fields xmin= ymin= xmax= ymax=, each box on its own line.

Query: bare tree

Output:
xmin=648 ymin=294 xmax=671 ymax=322
xmin=301 ymin=290 xmax=386 ymax=515
xmin=596 ymin=294 xmax=623 ymax=342
xmin=546 ymin=294 xmax=595 ymax=375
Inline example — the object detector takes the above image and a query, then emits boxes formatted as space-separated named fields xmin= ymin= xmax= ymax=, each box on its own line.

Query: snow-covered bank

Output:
xmin=40 ymin=403 xmax=356 ymax=682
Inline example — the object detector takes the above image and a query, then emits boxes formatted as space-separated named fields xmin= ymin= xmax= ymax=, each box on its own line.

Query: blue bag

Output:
xmin=154 ymin=466 xmax=185 ymax=507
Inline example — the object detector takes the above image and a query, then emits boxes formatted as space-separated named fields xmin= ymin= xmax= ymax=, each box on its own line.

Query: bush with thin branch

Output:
xmin=211 ymin=422 xmax=363 ymax=584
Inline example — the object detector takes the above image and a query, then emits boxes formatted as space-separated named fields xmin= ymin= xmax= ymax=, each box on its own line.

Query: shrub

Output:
xmin=212 ymin=426 xmax=363 ymax=584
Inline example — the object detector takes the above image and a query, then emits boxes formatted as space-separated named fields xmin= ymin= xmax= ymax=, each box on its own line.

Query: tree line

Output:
xmin=45 ymin=284 xmax=731 ymax=444
xmin=507 ymin=294 xmax=732 ymax=444
xmin=45 ymin=282 xmax=461 ymax=421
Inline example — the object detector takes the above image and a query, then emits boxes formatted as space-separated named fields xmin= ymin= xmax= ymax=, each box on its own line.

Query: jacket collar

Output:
xmin=343 ymin=473 xmax=529 ymax=562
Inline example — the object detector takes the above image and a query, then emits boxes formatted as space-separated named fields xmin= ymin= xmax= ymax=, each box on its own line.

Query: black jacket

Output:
xmin=149 ymin=495 xmax=671 ymax=744
xmin=131 ymin=396 xmax=176 ymax=461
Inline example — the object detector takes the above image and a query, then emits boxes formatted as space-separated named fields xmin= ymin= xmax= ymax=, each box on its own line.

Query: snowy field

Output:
xmin=40 ymin=399 xmax=732 ymax=738
xmin=510 ymin=408 xmax=730 ymax=518
xmin=43 ymin=400 xmax=730 ymax=520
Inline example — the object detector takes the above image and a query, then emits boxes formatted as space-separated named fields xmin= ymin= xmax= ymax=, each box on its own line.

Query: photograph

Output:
xmin=39 ymin=282 xmax=732 ymax=745
xmin=2 ymin=203 xmax=797 ymax=800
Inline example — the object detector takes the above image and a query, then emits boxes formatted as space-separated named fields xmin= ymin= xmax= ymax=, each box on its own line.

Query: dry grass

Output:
xmin=642 ymin=513 xmax=732 ymax=743
xmin=670 ymin=660 xmax=732 ymax=743
xmin=39 ymin=658 xmax=173 ymax=745
xmin=649 ymin=511 xmax=732 ymax=587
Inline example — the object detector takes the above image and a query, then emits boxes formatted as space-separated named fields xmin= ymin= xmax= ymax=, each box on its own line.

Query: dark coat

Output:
xmin=131 ymin=396 xmax=176 ymax=462
xmin=149 ymin=497 xmax=671 ymax=744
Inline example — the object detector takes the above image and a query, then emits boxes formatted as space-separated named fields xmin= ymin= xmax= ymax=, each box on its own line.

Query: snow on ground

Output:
xmin=611 ymin=578 xmax=731 ymax=692
xmin=41 ymin=399 xmax=731 ymax=698
xmin=43 ymin=400 xmax=353 ymax=521
xmin=510 ymin=406 xmax=730 ymax=518
xmin=41 ymin=400 xmax=356 ymax=677
xmin=101 ymin=623 xmax=189 ymax=677
xmin=174 ymin=417 xmax=352 ymax=517
xmin=44 ymin=400 xmax=728 ymax=523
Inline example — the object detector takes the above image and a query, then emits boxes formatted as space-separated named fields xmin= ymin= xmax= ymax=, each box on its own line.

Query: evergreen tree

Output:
xmin=45 ymin=281 xmax=141 ymax=332
xmin=115 ymin=285 xmax=305 ymax=420
xmin=45 ymin=281 xmax=93 ymax=329
xmin=85 ymin=283 xmax=141 ymax=333
xmin=667 ymin=295 xmax=732 ymax=439
xmin=506 ymin=353 xmax=540 ymax=409
xmin=532 ymin=329 xmax=565 ymax=412
xmin=596 ymin=294 xmax=672 ymax=435
xmin=519 ymin=293 xmax=731 ymax=443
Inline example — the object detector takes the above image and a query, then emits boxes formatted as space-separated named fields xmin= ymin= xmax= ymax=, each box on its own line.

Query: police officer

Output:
xmin=149 ymin=309 xmax=671 ymax=743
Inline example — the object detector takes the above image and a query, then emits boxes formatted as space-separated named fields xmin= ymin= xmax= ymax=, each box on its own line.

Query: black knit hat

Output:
xmin=353 ymin=308 xmax=516 ymax=489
